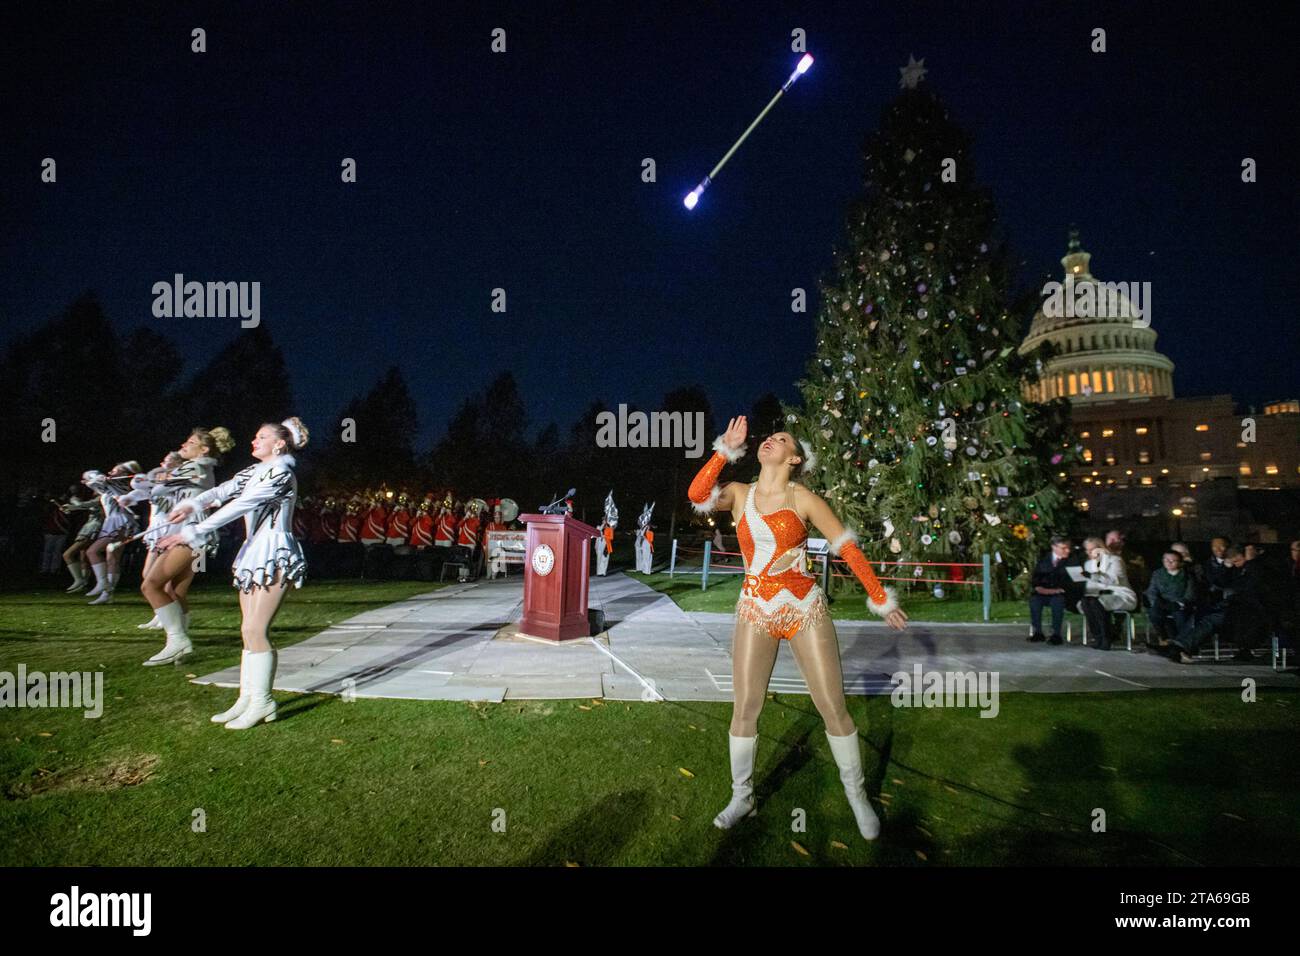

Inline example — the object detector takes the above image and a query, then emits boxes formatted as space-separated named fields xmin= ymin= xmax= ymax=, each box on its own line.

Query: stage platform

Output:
xmin=191 ymin=572 xmax=1296 ymax=702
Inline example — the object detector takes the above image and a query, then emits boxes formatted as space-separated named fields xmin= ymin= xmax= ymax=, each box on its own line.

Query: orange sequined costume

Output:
xmin=687 ymin=436 xmax=900 ymax=636
xmin=735 ymin=481 xmax=828 ymax=639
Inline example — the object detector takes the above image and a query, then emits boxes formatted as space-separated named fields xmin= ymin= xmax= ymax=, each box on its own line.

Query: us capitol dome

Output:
xmin=1019 ymin=229 xmax=1175 ymax=403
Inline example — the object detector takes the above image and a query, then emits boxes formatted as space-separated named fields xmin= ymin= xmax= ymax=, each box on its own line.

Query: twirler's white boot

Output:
xmin=225 ymin=650 xmax=277 ymax=729
xmin=210 ymin=651 xmax=252 ymax=723
xmin=88 ymin=570 xmax=118 ymax=605
xmin=713 ymin=733 xmax=759 ymax=829
xmin=142 ymin=602 xmax=193 ymax=666
xmin=65 ymin=561 xmax=86 ymax=592
xmin=826 ymin=730 xmax=881 ymax=840
xmin=138 ymin=614 xmax=162 ymax=630
xmin=84 ymin=563 xmax=107 ymax=597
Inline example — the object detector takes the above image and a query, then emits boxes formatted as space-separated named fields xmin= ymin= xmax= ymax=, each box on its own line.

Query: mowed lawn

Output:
xmin=2 ymin=578 xmax=1297 ymax=866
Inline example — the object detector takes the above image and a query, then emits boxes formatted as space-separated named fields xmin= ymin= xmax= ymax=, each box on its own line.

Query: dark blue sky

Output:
xmin=4 ymin=0 xmax=1296 ymax=448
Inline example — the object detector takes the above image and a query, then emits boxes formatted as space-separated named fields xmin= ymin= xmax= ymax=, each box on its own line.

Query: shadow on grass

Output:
xmin=521 ymin=791 xmax=652 ymax=866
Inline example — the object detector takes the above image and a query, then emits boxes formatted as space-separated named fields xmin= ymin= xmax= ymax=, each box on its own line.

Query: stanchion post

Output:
xmin=982 ymin=553 xmax=992 ymax=622
xmin=670 ymin=539 xmax=677 ymax=577
xmin=702 ymin=540 xmax=711 ymax=591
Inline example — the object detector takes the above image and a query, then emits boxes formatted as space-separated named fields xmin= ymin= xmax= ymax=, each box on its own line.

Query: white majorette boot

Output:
xmin=143 ymin=602 xmax=193 ymax=666
xmin=138 ymin=614 xmax=162 ymax=630
xmin=65 ymin=561 xmax=86 ymax=592
xmin=89 ymin=570 xmax=118 ymax=605
xmin=84 ymin=562 xmax=107 ymax=597
xmin=210 ymin=651 xmax=252 ymax=723
xmin=225 ymin=650 xmax=277 ymax=729
xmin=713 ymin=733 xmax=759 ymax=829
xmin=826 ymin=730 xmax=881 ymax=840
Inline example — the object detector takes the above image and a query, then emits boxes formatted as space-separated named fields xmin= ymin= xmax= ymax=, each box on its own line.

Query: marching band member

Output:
xmin=633 ymin=503 xmax=655 ymax=574
xmin=155 ymin=417 xmax=309 ymax=729
xmin=594 ymin=491 xmax=617 ymax=576
xmin=410 ymin=495 xmax=435 ymax=549
xmin=687 ymin=416 xmax=908 ymax=840
xmin=360 ymin=491 xmax=388 ymax=546
xmin=40 ymin=489 xmax=72 ymax=576
xmin=293 ymin=495 xmax=314 ymax=540
xmin=319 ymin=496 xmax=341 ymax=543
xmin=386 ymin=493 xmax=412 ymax=546
xmin=434 ymin=494 xmax=457 ymax=550
xmin=338 ymin=495 xmax=363 ymax=543
xmin=455 ymin=500 xmax=481 ymax=581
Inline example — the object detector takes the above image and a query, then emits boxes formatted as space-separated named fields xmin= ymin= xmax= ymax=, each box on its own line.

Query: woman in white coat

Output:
xmin=155 ymin=418 xmax=308 ymax=730
xmin=1077 ymin=535 xmax=1137 ymax=650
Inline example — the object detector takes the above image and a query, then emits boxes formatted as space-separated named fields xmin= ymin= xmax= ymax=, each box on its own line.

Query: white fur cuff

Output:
xmin=690 ymin=484 xmax=722 ymax=515
xmin=830 ymin=528 xmax=859 ymax=556
xmin=866 ymin=586 xmax=900 ymax=618
xmin=713 ymin=435 xmax=746 ymax=463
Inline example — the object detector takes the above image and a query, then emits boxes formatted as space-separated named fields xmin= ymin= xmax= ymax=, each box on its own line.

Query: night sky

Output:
xmin=4 ymin=0 xmax=1297 ymax=449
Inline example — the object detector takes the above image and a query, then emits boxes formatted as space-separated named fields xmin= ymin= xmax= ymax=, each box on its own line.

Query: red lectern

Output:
xmin=519 ymin=513 xmax=598 ymax=641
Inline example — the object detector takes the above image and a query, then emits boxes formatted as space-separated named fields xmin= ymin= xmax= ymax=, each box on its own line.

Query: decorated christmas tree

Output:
xmin=786 ymin=59 xmax=1077 ymax=595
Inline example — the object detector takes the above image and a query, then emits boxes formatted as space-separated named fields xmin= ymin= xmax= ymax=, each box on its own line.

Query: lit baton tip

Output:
xmin=797 ymin=53 xmax=814 ymax=74
xmin=683 ymin=178 xmax=710 ymax=210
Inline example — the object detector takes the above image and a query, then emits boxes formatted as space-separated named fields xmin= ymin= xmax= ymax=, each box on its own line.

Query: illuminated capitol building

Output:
xmin=1019 ymin=230 xmax=1299 ymax=539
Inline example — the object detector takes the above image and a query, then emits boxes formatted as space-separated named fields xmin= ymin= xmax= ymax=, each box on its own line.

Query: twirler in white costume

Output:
xmin=175 ymin=454 xmax=306 ymax=593
xmin=83 ymin=461 xmax=141 ymax=605
xmin=155 ymin=417 xmax=310 ymax=730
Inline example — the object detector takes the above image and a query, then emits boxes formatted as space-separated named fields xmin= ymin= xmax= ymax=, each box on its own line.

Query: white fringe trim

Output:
xmin=690 ymin=483 xmax=722 ymax=514
xmin=830 ymin=528 xmax=858 ymax=556
xmin=713 ymin=435 xmax=746 ymax=463
xmin=797 ymin=438 xmax=817 ymax=474
xmin=866 ymin=586 xmax=900 ymax=618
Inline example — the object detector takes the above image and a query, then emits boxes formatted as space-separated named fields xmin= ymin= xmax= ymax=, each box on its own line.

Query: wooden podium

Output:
xmin=519 ymin=513 xmax=598 ymax=641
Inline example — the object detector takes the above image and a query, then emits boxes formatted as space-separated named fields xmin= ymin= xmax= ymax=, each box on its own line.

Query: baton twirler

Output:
xmin=683 ymin=53 xmax=813 ymax=210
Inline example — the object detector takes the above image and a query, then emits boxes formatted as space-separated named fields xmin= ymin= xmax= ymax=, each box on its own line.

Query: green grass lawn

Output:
xmin=641 ymin=568 xmax=1030 ymax=622
xmin=2 ymin=579 xmax=1297 ymax=866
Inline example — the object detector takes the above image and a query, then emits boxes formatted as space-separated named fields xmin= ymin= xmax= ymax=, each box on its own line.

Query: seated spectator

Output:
xmin=1078 ymin=535 xmax=1137 ymax=650
xmin=1290 ymin=540 xmax=1300 ymax=583
xmin=1167 ymin=545 xmax=1245 ymax=663
xmin=1145 ymin=550 xmax=1195 ymax=649
xmin=1201 ymin=536 xmax=1236 ymax=613
xmin=1169 ymin=541 xmax=1204 ymax=604
xmin=1106 ymin=528 xmax=1149 ymax=603
xmin=1028 ymin=534 xmax=1082 ymax=645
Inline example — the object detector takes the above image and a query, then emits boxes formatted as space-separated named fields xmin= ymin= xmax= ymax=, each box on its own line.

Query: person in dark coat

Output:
xmin=1028 ymin=535 xmax=1084 ymax=645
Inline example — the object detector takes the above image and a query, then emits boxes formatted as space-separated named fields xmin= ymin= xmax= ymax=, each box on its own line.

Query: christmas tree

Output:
xmin=786 ymin=59 xmax=1077 ymax=596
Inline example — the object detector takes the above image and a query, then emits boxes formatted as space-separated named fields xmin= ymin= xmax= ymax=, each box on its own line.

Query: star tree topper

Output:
xmin=899 ymin=54 xmax=928 ymax=89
